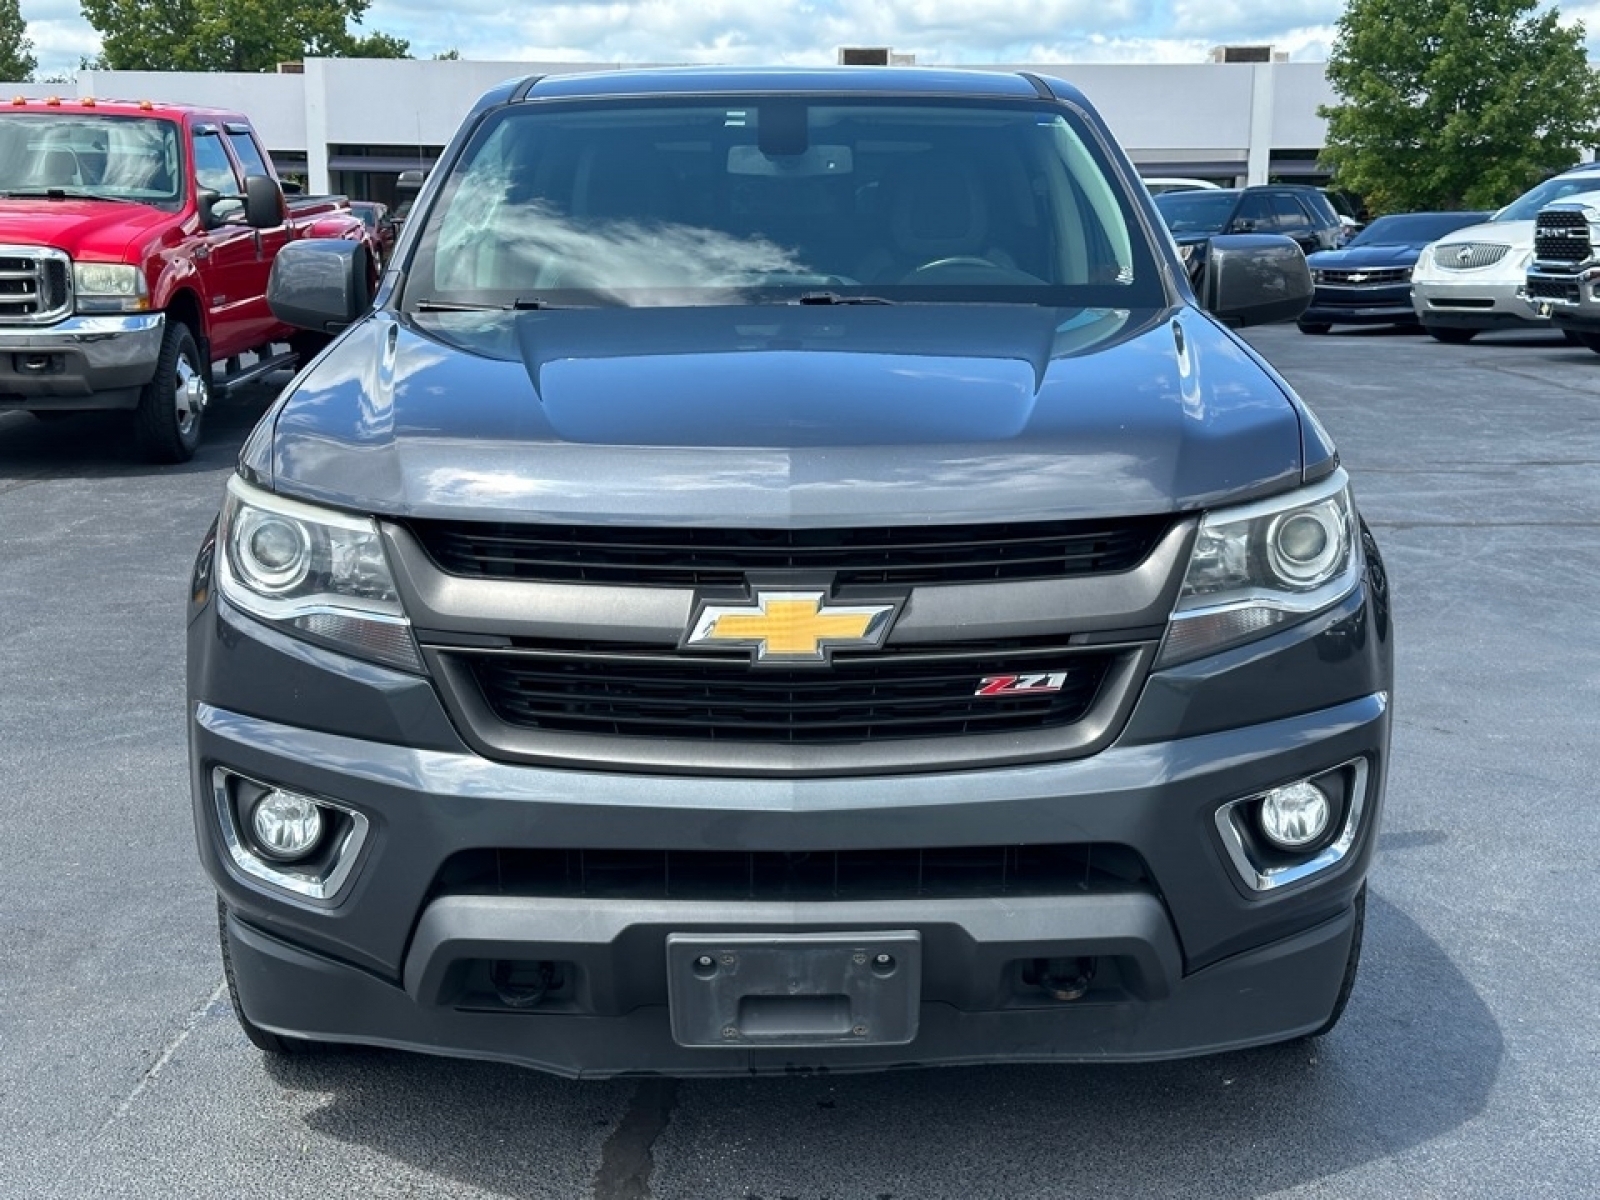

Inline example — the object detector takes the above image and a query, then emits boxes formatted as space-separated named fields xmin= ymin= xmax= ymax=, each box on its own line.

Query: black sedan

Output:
xmin=1297 ymin=211 xmax=1488 ymax=334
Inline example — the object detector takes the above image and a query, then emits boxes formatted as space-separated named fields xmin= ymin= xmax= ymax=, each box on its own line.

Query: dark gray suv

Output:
xmin=1158 ymin=185 xmax=1346 ymax=256
xmin=189 ymin=67 xmax=1391 ymax=1077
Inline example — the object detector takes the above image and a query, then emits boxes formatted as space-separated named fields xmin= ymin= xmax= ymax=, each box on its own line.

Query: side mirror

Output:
xmin=268 ymin=239 xmax=374 ymax=332
xmin=197 ymin=187 xmax=222 ymax=229
xmin=244 ymin=174 xmax=285 ymax=229
xmin=1199 ymin=234 xmax=1312 ymax=328
xmin=397 ymin=168 xmax=427 ymax=193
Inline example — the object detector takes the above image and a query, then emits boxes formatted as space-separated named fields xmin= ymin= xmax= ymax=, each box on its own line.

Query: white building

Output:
xmin=7 ymin=57 xmax=1336 ymax=205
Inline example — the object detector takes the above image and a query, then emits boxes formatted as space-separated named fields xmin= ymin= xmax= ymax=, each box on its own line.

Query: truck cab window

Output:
xmin=192 ymin=131 xmax=240 ymax=197
xmin=226 ymin=129 xmax=272 ymax=180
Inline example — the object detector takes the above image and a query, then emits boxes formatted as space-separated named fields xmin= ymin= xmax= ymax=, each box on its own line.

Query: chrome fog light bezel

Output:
xmin=1214 ymin=757 xmax=1369 ymax=893
xmin=212 ymin=767 xmax=370 ymax=902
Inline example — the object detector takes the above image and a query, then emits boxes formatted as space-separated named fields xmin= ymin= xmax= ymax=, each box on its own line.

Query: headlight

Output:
xmin=1310 ymin=269 xmax=1326 ymax=284
xmin=216 ymin=475 xmax=421 ymax=671
xmin=1158 ymin=470 xmax=1361 ymax=667
xmin=73 ymin=262 xmax=150 ymax=313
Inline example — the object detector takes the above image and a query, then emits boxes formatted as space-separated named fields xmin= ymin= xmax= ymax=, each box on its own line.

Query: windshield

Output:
xmin=404 ymin=97 xmax=1162 ymax=309
xmin=1152 ymin=190 xmax=1237 ymax=235
xmin=1496 ymin=174 xmax=1600 ymax=223
xmin=0 ymin=113 xmax=181 ymax=205
xmin=1350 ymin=212 xmax=1485 ymax=246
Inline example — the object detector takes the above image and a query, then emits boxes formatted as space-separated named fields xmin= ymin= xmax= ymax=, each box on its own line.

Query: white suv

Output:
xmin=1411 ymin=164 xmax=1600 ymax=342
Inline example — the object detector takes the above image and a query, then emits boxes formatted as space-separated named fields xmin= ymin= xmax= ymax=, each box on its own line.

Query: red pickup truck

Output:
xmin=0 ymin=98 xmax=372 ymax=462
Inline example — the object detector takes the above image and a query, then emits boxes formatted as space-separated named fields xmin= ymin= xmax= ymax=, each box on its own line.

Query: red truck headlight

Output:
xmin=73 ymin=262 xmax=150 ymax=313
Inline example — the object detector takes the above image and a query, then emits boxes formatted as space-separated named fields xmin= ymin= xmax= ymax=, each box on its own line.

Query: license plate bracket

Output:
xmin=666 ymin=931 xmax=921 ymax=1048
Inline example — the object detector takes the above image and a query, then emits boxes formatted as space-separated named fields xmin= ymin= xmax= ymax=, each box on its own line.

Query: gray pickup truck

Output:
xmin=188 ymin=67 xmax=1393 ymax=1076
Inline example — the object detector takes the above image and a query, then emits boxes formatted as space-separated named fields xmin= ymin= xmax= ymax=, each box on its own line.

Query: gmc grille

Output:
xmin=407 ymin=516 xmax=1171 ymax=588
xmin=0 ymin=246 xmax=72 ymax=324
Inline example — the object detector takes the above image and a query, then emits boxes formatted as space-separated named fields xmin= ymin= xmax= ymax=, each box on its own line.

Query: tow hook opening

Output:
xmin=1025 ymin=956 xmax=1097 ymax=1001
xmin=490 ymin=959 xmax=564 ymax=1009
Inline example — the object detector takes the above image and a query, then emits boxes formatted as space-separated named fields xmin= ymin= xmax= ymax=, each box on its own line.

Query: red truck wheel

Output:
xmin=135 ymin=322 xmax=209 ymax=464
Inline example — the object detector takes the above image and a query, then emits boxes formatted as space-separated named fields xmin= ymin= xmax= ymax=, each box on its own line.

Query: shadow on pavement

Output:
xmin=0 ymin=386 xmax=279 ymax=483
xmin=265 ymin=891 xmax=1500 ymax=1199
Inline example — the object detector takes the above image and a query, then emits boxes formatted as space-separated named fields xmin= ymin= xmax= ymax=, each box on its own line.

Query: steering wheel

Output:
xmin=902 ymin=256 xmax=998 ymax=278
xmin=899 ymin=257 xmax=1048 ymax=285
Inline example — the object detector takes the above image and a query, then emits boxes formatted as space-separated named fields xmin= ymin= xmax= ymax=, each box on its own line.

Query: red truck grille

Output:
xmin=0 ymin=247 xmax=72 ymax=324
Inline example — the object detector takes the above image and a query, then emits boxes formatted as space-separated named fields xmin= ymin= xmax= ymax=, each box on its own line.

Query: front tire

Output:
xmin=1568 ymin=331 xmax=1600 ymax=356
xmin=218 ymin=898 xmax=331 ymax=1058
xmin=1426 ymin=325 xmax=1477 ymax=345
xmin=135 ymin=321 xmax=209 ymax=463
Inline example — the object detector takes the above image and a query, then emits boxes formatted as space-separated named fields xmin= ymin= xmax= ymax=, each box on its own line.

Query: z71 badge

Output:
xmin=974 ymin=672 xmax=1068 ymax=697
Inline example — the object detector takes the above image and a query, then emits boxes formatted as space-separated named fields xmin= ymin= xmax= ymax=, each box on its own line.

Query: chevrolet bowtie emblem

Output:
xmin=683 ymin=590 xmax=899 ymax=664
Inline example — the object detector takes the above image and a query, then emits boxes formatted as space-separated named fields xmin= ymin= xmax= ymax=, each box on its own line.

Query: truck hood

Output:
xmin=266 ymin=304 xmax=1305 ymax=525
xmin=0 ymin=198 xmax=176 ymax=259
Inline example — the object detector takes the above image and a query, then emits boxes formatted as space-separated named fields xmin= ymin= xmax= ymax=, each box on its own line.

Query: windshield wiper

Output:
xmin=413 ymin=297 xmax=582 ymax=313
xmin=794 ymin=291 xmax=895 ymax=306
xmin=413 ymin=299 xmax=504 ymax=313
xmin=0 ymin=188 xmax=143 ymax=204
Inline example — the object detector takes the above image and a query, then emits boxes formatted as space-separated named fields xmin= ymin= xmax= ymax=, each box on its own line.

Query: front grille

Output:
xmin=1534 ymin=211 xmax=1591 ymax=264
xmin=0 ymin=247 xmax=71 ymax=324
xmin=407 ymin=516 xmax=1171 ymax=588
xmin=431 ymin=842 xmax=1152 ymax=902
xmin=1435 ymin=243 xmax=1508 ymax=271
xmin=463 ymin=641 xmax=1115 ymax=743
xmin=1318 ymin=267 xmax=1410 ymax=286
xmin=1525 ymin=276 xmax=1581 ymax=303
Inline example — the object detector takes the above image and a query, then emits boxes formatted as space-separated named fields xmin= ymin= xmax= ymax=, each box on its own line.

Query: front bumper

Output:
xmin=190 ymin=557 xmax=1393 ymax=1073
xmin=223 ymin=897 xmax=1361 ymax=1074
xmin=1523 ymin=266 xmax=1600 ymax=333
xmin=0 ymin=312 xmax=164 ymax=408
xmin=1303 ymin=286 xmax=1416 ymax=325
xmin=1411 ymin=272 xmax=1544 ymax=329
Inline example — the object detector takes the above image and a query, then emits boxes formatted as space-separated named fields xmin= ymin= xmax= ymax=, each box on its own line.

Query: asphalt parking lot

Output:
xmin=1 ymin=321 xmax=1597 ymax=1198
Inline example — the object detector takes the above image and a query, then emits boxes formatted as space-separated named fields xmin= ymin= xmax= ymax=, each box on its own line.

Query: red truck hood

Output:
xmin=0 ymin=198 xmax=178 ymax=259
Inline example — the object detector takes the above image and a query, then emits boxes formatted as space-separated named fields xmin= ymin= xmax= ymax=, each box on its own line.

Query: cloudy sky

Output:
xmin=16 ymin=0 xmax=1600 ymax=80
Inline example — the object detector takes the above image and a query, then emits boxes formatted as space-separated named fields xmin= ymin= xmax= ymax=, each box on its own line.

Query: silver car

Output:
xmin=1412 ymin=164 xmax=1600 ymax=342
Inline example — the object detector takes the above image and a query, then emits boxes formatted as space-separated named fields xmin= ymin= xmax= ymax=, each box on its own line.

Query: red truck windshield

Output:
xmin=0 ymin=113 xmax=182 ymax=205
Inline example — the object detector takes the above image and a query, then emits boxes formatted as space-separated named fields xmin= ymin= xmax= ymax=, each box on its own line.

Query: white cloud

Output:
xmin=12 ymin=0 xmax=1600 ymax=83
xmin=1169 ymin=0 xmax=1342 ymax=40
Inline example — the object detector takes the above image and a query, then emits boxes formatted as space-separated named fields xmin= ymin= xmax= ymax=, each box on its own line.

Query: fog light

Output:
xmin=1259 ymin=781 xmax=1331 ymax=849
xmin=249 ymin=790 xmax=324 ymax=861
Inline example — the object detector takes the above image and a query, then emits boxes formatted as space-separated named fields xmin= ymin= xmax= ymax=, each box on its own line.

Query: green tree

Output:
xmin=1320 ymin=0 xmax=1600 ymax=212
xmin=0 ymin=0 xmax=36 ymax=81
xmin=80 ymin=0 xmax=409 ymax=72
